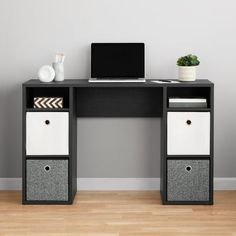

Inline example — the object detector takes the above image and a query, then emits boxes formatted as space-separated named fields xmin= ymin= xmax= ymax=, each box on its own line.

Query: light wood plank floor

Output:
xmin=0 ymin=191 xmax=236 ymax=236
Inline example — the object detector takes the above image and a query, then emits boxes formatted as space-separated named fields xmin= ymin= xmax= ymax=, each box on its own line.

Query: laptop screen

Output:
xmin=91 ymin=43 xmax=145 ymax=78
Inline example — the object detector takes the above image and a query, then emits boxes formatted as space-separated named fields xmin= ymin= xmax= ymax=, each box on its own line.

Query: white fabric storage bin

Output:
xmin=167 ymin=112 xmax=210 ymax=155
xmin=26 ymin=112 xmax=69 ymax=155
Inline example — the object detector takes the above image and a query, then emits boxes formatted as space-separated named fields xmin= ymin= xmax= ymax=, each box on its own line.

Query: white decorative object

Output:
xmin=52 ymin=62 xmax=64 ymax=82
xmin=167 ymin=112 xmax=210 ymax=155
xmin=26 ymin=112 xmax=69 ymax=155
xmin=178 ymin=66 xmax=196 ymax=81
xmin=53 ymin=53 xmax=65 ymax=82
xmin=38 ymin=65 xmax=55 ymax=83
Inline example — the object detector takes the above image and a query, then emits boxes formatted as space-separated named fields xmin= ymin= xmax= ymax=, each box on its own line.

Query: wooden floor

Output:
xmin=0 ymin=191 xmax=236 ymax=236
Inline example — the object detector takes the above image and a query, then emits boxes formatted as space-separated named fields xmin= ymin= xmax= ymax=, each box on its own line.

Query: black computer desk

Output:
xmin=22 ymin=79 xmax=214 ymax=205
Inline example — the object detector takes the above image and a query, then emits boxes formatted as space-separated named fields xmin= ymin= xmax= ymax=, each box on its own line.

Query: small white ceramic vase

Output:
xmin=53 ymin=62 xmax=64 ymax=82
xmin=178 ymin=66 xmax=197 ymax=82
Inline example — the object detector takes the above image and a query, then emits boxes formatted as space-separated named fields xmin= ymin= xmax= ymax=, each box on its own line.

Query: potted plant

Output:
xmin=177 ymin=54 xmax=200 ymax=81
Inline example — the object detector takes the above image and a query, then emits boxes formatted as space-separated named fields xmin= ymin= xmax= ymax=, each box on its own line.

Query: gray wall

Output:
xmin=1 ymin=0 xmax=236 ymax=178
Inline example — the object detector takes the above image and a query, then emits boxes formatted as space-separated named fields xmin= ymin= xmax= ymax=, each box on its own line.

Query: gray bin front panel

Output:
xmin=26 ymin=160 xmax=68 ymax=201
xmin=167 ymin=160 xmax=209 ymax=201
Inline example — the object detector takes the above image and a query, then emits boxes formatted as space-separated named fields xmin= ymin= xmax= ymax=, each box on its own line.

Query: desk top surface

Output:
xmin=23 ymin=79 xmax=214 ymax=87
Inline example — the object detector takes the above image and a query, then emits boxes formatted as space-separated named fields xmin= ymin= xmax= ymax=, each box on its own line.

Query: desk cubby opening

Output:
xmin=167 ymin=87 xmax=212 ymax=109
xmin=76 ymin=87 xmax=163 ymax=117
xmin=26 ymin=87 xmax=70 ymax=109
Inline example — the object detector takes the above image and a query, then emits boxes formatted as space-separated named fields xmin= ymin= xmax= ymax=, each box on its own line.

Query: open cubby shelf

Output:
xmin=26 ymin=87 xmax=70 ymax=109
xmin=167 ymin=87 xmax=212 ymax=109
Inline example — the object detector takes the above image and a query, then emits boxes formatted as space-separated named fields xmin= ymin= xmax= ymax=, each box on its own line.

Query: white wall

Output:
xmin=0 ymin=0 xmax=236 ymax=177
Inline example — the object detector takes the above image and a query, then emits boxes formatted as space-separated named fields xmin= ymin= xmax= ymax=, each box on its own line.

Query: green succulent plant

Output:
xmin=177 ymin=54 xmax=200 ymax=66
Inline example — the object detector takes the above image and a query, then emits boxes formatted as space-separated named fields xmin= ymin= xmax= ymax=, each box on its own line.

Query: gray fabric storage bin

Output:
xmin=167 ymin=160 xmax=209 ymax=201
xmin=26 ymin=160 xmax=68 ymax=201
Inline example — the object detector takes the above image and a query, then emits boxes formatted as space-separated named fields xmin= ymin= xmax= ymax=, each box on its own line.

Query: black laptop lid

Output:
xmin=91 ymin=43 xmax=145 ymax=78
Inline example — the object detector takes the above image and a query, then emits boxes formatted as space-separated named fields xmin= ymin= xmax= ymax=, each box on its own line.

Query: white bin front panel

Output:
xmin=167 ymin=112 xmax=210 ymax=155
xmin=26 ymin=112 xmax=69 ymax=155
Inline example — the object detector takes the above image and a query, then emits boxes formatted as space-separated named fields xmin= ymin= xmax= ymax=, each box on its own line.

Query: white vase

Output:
xmin=178 ymin=66 xmax=197 ymax=82
xmin=52 ymin=62 xmax=64 ymax=82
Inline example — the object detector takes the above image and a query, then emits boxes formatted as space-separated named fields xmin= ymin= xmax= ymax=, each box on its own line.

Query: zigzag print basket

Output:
xmin=34 ymin=97 xmax=63 ymax=109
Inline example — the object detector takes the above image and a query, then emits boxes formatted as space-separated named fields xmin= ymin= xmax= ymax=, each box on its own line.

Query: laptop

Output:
xmin=89 ymin=43 xmax=146 ymax=83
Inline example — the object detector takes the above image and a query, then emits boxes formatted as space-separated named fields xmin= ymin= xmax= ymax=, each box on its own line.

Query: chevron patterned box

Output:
xmin=33 ymin=97 xmax=63 ymax=109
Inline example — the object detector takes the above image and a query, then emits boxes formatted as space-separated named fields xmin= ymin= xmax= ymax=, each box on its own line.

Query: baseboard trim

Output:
xmin=0 ymin=178 xmax=236 ymax=190
xmin=0 ymin=178 xmax=22 ymax=190
xmin=77 ymin=178 xmax=160 ymax=190
xmin=213 ymin=178 xmax=236 ymax=190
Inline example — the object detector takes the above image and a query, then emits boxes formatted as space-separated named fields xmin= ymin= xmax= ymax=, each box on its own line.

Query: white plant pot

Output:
xmin=178 ymin=66 xmax=197 ymax=82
